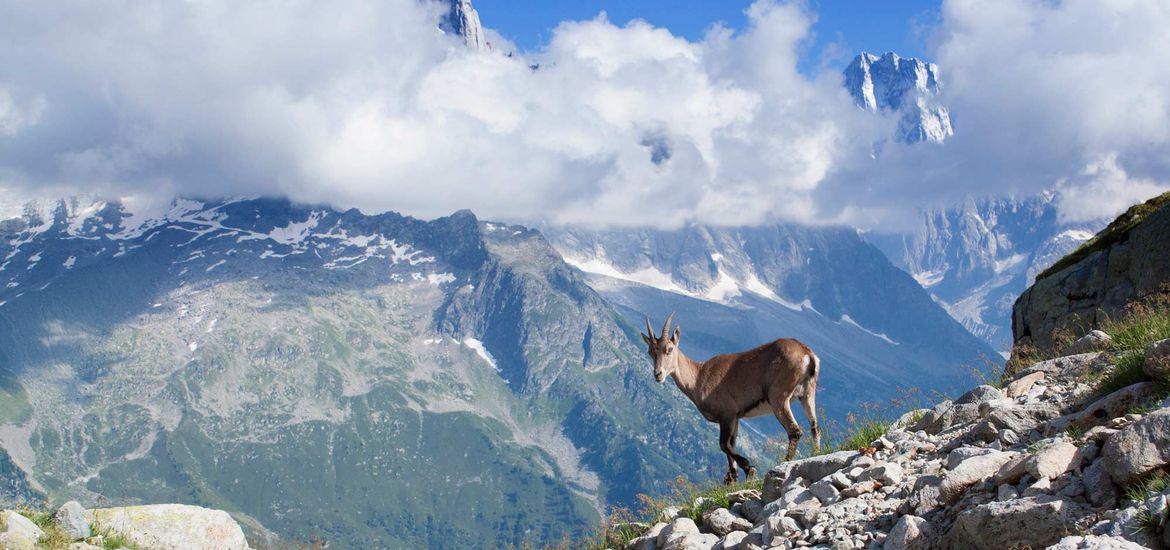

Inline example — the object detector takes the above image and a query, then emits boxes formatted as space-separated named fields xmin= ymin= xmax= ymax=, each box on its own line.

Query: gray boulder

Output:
xmin=713 ymin=531 xmax=747 ymax=550
xmin=940 ymin=450 xmax=1018 ymax=503
xmin=1047 ymin=383 xmax=1158 ymax=435
xmin=0 ymin=510 xmax=44 ymax=550
xmin=1101 ymin=408 xmax=1170 ymax=485
xmin=1027 ymin=441 xmax=1082 ymax=480
xmin=1144 ymin=338 xmax=1170 ymax=383
xmin=977 ymin=403 xmax=1061 ymax=441
xmin=956 ymin=385 xmax=1005 ymax=406
xmin=1065 ymin=330 xmax=1114 ymax=355
xmin=1005 ymin=371 xmax=1046 ymax=399
xmin=884 ymin=515 xmax=934 ymax=550
xmin=1016 ymin=352 xmax=1109 ymax=380
xmin=662 ymin=532 xmax=719 ymax=550
xmin=658 ymin=517 xmax=700 ymax=548
xmin=88 ymin=504 xmax=250 ymax=550
xmin=54 ymin=501 xmax=91 ymax=540
xmin=762 ymin=451 xmax=858 ymax=501
xmin=808 ymin=478 xmax=841 ymax=505
xmin=1047 ymin=534 xmax=1148 ymax=549
xmin=858 ymin=463 xmax=904 ymax=486
xmin=702 ymin=508 xmax=751 ymax=537
xmin=1082 ymin=459 xmax=1119 ymax=509
xmin=944 ymin=496 xmax=1096 ymax=550
xmin=626 ymin=523 xmax=666 ymax=550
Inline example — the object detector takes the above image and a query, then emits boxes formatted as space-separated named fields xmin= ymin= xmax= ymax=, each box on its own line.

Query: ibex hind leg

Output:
xmin=799 ymin=389 xmax=821 ymax=452
xmin=770 ymin=398 xmax=803 ymax=462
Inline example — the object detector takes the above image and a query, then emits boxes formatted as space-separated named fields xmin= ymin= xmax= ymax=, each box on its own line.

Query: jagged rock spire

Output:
xmin=844 ymin=51 xmax=953 ymax=144
xmin=439 ymin=0 xmax=489 ymax=50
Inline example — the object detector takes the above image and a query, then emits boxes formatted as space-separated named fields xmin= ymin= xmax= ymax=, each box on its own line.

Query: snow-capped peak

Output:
xmin=844 ymin=51 xmax=953 ymax=144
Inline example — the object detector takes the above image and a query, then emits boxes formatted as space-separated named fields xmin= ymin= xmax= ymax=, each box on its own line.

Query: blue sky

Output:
xmin=476 ymin=0 xmax=942 ymax=70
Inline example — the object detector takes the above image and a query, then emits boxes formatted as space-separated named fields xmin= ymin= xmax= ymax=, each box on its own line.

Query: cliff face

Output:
xmin=1013 ymin=193 xmax=1170 ymax=353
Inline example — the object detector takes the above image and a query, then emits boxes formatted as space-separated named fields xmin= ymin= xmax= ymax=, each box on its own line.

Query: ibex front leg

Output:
xmin=718 ymin=420 xmax=739 ymax=484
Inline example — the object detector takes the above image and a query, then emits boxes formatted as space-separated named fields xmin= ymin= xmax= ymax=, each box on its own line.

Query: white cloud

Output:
xmin=0 ymin=0 xmax=1167 ymax=228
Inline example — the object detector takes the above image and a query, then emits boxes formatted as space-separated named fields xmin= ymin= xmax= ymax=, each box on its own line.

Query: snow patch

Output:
xmin=912 ymin=269 xmax=945 ymax=288
xmin=563 ymin=256 xmax=692 ymax=296
xmin=704 ymin=270 xmax=741 ymax=302
xmin=427 ymin=273 xmax=456 ymax=286
xmin=63 ymin=256 xmax=76 ymax=269
xmin=463 ymin=338 xmax=500 ymax=372
xmin=205 ymin=259 xmax=226 ymax=272
xmin=840 ymin=314 xmax=899 ymax=345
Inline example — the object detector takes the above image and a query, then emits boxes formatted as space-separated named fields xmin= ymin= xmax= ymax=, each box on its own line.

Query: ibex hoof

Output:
xmin=724 ymin=471 xmax=737 ymax=485
xmin=745 ymin=466 xmax=757 ymax=479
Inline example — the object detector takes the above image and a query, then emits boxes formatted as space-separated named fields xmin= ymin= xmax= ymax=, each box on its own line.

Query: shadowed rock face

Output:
xmin=1012 ymin=194 xmax=1170 ymax=353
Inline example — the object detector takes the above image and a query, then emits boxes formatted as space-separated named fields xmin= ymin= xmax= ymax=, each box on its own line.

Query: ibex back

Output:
xmin=641 ymin=314 xmax=821 ymax=483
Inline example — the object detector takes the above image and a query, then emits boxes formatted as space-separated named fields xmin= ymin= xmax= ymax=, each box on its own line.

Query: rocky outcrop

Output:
xmin=0 ymin=502 xmax=250 ymax=550
xmin=1013 ymin=193 xmax=1170 ymax=354
xmin=89 ymin=504 xmax=250 ymax=550
xmin=617 ymin=343 xmax=1170 ymax=550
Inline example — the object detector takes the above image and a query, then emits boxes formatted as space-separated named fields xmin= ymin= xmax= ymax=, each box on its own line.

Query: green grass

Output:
xmin=1037 ymin=191 xmax=1170 ymax=281
xmin=1124 ymin=472 xmax=1170 ymax=534
xmin=580 ymin=477 xmax=764 ymax=550
xmin=1095 ymin=294 xmax=1170 ymax=398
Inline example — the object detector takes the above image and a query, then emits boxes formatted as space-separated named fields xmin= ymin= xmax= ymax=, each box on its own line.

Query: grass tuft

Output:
xmin=1095 ymin=293 xmax=1170 ymax=399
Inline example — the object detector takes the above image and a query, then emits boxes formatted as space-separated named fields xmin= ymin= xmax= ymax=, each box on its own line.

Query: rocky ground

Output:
xmin=0 ymin=501 xmax=249 ymax=550
xmin=618 ymin=332 xmax=1170 ymax=550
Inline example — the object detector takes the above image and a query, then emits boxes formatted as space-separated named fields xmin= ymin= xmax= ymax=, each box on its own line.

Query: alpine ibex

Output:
xmin=641 ymin=314 xmax=821 ymax=483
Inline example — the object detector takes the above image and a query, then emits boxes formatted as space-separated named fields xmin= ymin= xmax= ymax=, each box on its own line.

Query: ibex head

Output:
xmin=641 ymin=313 xmax=681 ymax=383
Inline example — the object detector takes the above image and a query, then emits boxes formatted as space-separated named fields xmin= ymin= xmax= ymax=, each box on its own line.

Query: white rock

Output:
xmin=940 ymin=451 xmax=1018 ymax=503
xmin=713 ymin=531 xmax=747 ymax=550
xmin=1047 ymin=534 xmax=1149 ymax=549
xmin=88 ymin=504 xmax=249 ymax=550
xmin=702 ymin=508 xmax=751 ymax=537
xmin=883 ymin=515 xmax=934 ymax=550
xmin=1101 ymin=408 xmax=1170 ymax=485
xmin=662 ymin=532 xmax=719 ymax=550
xmin=1026 ymin=441 xmax=1081 ymax=480
xmin=809 ymin=478 xmax=841 ymax=505
xmin=0 ymin=510 xmax=44 ymax=550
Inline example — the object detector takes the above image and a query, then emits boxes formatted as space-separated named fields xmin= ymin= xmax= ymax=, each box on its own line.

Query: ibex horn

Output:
xmin=661 ymin=312 xmax=674 ymax=340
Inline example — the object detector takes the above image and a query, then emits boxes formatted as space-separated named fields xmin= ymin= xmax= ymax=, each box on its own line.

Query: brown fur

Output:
xmin=642 ymin=315 xmax=820 ymax=483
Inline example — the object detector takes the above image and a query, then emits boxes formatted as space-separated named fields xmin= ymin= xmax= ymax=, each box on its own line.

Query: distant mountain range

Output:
xmin=545 ymin=225 xmax=1000 ymax=436
xmin=869 ymin=194 xmax=1104 ymax=352
xmin=0 ymin=197 xmax=720 ymax=547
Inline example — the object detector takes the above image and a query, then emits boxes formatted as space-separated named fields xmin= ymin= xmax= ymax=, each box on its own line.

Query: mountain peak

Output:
xmin=438 ymin=0 xmax=489 ymax=50
xmin=844 ymin=51 xmax=952 ymax=144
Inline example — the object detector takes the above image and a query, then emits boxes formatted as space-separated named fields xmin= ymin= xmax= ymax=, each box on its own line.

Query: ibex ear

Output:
xmin=641 ymin=333 xmax=653 ymax=346
xmin=671 ymin=327 xmax=681 ymax=344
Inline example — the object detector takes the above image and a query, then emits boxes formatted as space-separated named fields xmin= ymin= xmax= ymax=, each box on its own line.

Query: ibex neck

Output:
xmin=670 ymin=351 xmax=703 ymax=399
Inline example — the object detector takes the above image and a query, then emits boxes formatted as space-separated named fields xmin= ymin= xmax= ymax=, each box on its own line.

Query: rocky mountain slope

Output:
xmin=546 ymin=225 xmax=999 ymax=432
xmin=1014 ymin=192 xmax=1170 ymax=354
xmin=0 ymin=197 xmax=717 ymax=547
xmin=871 ymin=193 xmax=1104 ymax=352
xmin=621 ymin=341 xmax=1170 ymax=550
xmin=611 ymin=195 xmax=1170 ymax=550
xmin=844 ymin=52 xmax=953 ymax=144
